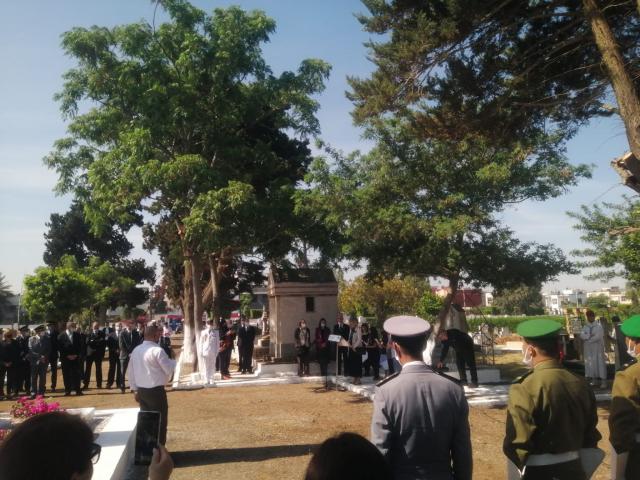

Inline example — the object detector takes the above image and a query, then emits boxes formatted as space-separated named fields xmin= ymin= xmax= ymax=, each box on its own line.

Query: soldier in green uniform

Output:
xmin=609 ymin=314 xmax=640 ymax=479
xmin=504 ymin=319 xmax=602 ymax=479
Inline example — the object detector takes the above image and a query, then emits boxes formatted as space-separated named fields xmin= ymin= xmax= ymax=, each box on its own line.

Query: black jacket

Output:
xmin=237 ymin=324 xmax=256 ymax=348
xmin=0 ymin=340 xmax=20 ymax=365
xmin=333 ymin=323 xmax=350 ymax=340
xmin=439 ymin=328 xmax=474 ymax=362
xmin=57 ymin=331 xmax=83 ymax=358
xmin=86 ymin=330 xmax=106 ymax=358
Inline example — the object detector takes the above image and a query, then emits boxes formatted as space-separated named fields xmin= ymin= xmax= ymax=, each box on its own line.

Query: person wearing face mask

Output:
xmin=57 ymin=321 xmax=84 ymax=396
xmin=27 ymin=325 xmax=51 ymax=398
xmin=609 ymin=314 xmax=640 ymax=479
xmin=371 ymin=315 xmax=472 ymax=480
xmin=294 ymin=320 xmax=312 ymax=377
xmin=200 ymin=319 xmax=220 ymax=385
xmin=237 ymin=317 xmax=256 ymax=374
xmin=315 ymin=318 xmax=331 ymax=376
xmin=504 ymin=319 xmax=603 ymax=480
xmin=580 ymin=309 xmax=608 ymax=389
xmin=128 ymin=324 xmax=176 ymax=445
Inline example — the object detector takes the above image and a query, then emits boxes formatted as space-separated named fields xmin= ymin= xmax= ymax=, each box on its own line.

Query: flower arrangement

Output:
xmin=9 ymin=396 xmax=63 ymax=419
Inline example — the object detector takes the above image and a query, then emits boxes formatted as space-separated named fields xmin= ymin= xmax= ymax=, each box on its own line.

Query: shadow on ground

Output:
xmin=172 ymin=443 xmax=320 ymax=468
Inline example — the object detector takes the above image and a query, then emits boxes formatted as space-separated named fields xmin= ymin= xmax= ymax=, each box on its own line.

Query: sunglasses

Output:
xmin=90 ymin=442 xmax=102 ymax=464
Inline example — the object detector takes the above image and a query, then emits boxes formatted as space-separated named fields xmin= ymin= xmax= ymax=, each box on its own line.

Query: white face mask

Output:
xmin=522 ymin=346 xmax=534 ymax=368
xmin=627 ymin=340 xmax=637 ymax=358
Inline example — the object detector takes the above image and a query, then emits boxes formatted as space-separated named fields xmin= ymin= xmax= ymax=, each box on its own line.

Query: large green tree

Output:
xmin=45 ymin=1 xmax=330 ymax=371
xmin=492 ymin=284 xmax=545 ymax=315
xmin=350 ymin=1 xmax=640 ymax=167
xmin=570 ymin=199 xmax=640 ymax=286
xmin=307 ymin=134 xmax=582 ymax=322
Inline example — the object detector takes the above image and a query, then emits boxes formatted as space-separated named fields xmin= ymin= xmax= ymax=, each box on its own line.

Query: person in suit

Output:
xmin=237 ymin=317 xmax=256 ymax=374
xmin=315 ymin=318 xmax=331 ymax=376
xmin=46 ymin=321 xmax=60 ymax=392
xmin=609 ymin=314 xmax=640 ymax=479
xmin=218 ymin=319 xmax=235 ymax=380
xmin=57 ymin=321 xmax=84 ymax=396
xmin=0 ymin=330 xmax=20 ymax=400
xmin=362 ymin=323 xmax=382 ymax=380
xmin=371 ymin=315 xmax=472 ymax=480
xmin=294 ymin=320 xmax=312 ymax=377
xmin=132 ymin=323 xmax=144 ymax=349
xmin=504 ymin=319 xmax=602 ymax=480
xmin=16 ymin=326 xmax=31 ymax=395
xmin=119 ymin=322 xmax=134 ymax=393
xmin=28 ymin=325 xmax=51 ymax=398
xmin=83 ymin=322 xmax=106 ymax=389
xmin=333 ymin=315 xmax=350 ymax=376
xmin=106 ymin=322 xmax=122 ymax=389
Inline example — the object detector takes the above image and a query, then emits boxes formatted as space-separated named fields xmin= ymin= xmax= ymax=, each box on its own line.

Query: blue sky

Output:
xmin=0 ymin=0 xmax=631 ymax=293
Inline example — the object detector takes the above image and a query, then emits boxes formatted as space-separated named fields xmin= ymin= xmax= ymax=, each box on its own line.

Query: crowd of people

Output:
xmin=0 ymin=318 xmax=174 ymax=400
xmin=1 ymin=312 xmax=640 ymax=479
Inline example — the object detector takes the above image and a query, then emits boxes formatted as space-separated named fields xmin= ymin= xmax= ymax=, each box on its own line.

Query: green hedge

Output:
xmin=467 ymin=315 xmax=565 ymax=331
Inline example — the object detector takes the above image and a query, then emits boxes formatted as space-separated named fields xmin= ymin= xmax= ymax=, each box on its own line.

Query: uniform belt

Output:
xmin=526 ymin=451 xmax=579 ymax=466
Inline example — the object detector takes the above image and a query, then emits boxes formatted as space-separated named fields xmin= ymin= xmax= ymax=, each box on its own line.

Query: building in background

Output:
xmin=432 ymin=287 xmax=493 ymax=309
xmin=542 ymin=289 xmax=587 ymax=315
xmin=586 ymin=286 xmax=631 ymax=305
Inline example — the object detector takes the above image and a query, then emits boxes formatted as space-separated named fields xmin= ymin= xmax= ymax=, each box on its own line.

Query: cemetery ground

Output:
xmin=0 ymin=354 xmax=613 ymax=480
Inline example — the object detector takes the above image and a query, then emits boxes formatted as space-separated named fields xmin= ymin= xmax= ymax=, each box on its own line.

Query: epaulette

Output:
xmin=512 ymin=370 xmax=533 ymax=384
xmin=376 ymin=372 xmax=399 ymax=387
xmin=617 ymin=357 xmax=637 ymax=372
xmin=435 ymin=370 xmax=462 ymax=385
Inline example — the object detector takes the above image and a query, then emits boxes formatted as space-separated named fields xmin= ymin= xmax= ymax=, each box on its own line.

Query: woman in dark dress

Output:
xmin=347 ymin=318 xmax=363 ymax=385
xmin=315 ymin=318 xmax=331 ymax=376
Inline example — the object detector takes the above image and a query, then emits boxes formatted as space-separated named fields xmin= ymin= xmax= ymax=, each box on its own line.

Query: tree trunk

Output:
xmin=180 ymin=256 xmax=197 ymax=375
xmin=191 ymin=256 xmax=205 ymax=376
xmin=208 ymin=254 xmax=221 ymax=321
xmin=583 ymin=0 xmax=640 ymax=161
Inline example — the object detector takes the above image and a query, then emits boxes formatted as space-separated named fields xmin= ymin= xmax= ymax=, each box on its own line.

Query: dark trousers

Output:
xmin=18 ymin=361 xmax=30 ymax=393
xmin=239 ymin=345 xmax=254 ymax=372
xmin=49 ymin=354 xmax=58 ymax=389
xmin=348 ymin=349 xmax=363 ymax=378
xmin=61 ymin=358 xmax=82 ymax=393
xmin=137 ymin=386 xmax=169 ymax=445
xmin=364 ymin=349 xmax=381 ymax=378
xmin=337 ymin=346 xmax=349 ymax=375
xmin=317 ymin=347 xmax=330 ymax=376
xmin=454 ymin=341 xmax=478 ymax=384
xmin=0 ymin=364 xmax=17 ymax=396
xmin=107 ymin=355 xmax=121 ymax=388
xmin=219 ymin=349 xmax=231 ymax=376
xmin=120 ymin=357 xmax=129 ymax=391
xmin=296 ymin=346 xmax=310 ymax=376
xmin=84 ymin=355 xmax=104 ymax=388
xmin=30 ymin=362 xmax=47 ymax=395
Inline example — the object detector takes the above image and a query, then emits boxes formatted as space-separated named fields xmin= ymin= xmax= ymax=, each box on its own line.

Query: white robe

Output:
xmin=200 ymin=328 xmax=220 ymax=383
xmin=580 ymin=321 xmax=607 ymax=380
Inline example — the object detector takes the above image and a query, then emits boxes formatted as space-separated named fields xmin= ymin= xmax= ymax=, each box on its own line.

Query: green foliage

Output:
xmin=46 ymin=1 xmax=331 ymax=333
xmin=239 ymin=292 xmax=252 ymax=319
xmin=492 ymin=284 xmax=544 ymax=315
xmin=339 ymin=275 xmax=429 ymax=322
xmin=0 ymin=273 xmax=12 ymax=307
xmin=23 ymin=257 xmax=95 ymax=322
xmin=467 ymin=315 xmax=565 ymax=332
xmin=585 ymin=294 xmax=611 ymax=309
xmin=570 ymin=199 xmax=640 ymax=287
xmin=349 ymin=1 xmax=638 ymax=145
xmin=415 ymin=291 xmax=443 ymax=320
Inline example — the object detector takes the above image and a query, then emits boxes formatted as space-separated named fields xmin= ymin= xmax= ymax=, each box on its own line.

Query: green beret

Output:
xmin=517 ymin=319 xmax=562 ymax=339
xmin=621 ymin=315 xmax=640 ymax=338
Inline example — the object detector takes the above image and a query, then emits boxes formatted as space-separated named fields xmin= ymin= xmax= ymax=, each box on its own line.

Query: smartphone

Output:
xmin=134 ymin=410 xmax=161 ymax=465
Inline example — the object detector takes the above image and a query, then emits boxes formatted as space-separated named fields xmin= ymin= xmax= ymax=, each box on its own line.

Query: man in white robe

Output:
xmin=580 ymin=309 xmax=607 ymax=388
xmin=200 ymin=319 xmax=220 ymax=385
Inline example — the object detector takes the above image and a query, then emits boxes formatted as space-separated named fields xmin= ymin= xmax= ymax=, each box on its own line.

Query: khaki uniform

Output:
xmin=504 ymin=360 xmax=601 ymax=479
xmin=609 ymin=359 xmax=640 ymax=478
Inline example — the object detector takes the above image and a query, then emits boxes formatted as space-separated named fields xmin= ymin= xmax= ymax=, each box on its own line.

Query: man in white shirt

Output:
xmin=580 ymin=309 xmax=608 ymax=389
xmin=200 ymin=319 xmax=220 ymax=385
xmin=128 ymin=324 xmax=176 ymax=445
